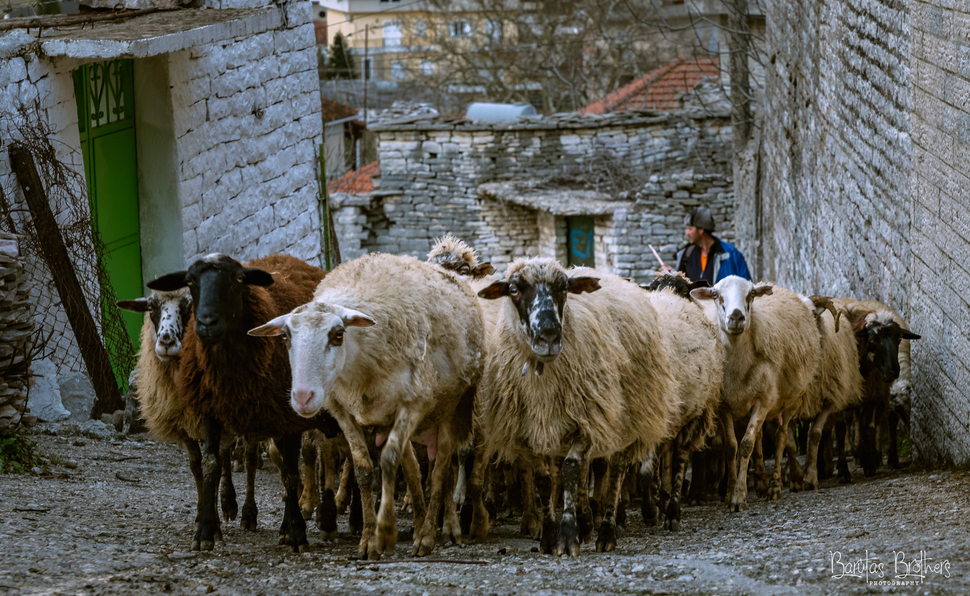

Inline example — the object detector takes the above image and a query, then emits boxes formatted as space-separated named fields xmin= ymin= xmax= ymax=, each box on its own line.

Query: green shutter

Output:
xmin=566 ymin=216 xmax=595 ymax=268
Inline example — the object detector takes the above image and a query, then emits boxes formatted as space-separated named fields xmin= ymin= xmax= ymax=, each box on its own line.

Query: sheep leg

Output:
xmin=534 ymin=458 xmax=560 ymax=555
xmin=335 ymin=456 xmax=352 ymax=514
xmin=183 ymin=438 xmax=204 ymax=513
xmin=337 ymin=414 xmax=381 ymax=559
xmin=194 ymin=416 xmax=224 ymax=551
xmin=665 ymin=436 xmax=690 ymax=532
xmin=414 ymin=425 xmax=458 ymax=557
xmin=590 ymin=457 xmax=608 ymax=527
xmin=732 ymin=400 xmax=767 ymax=512
xmin=401 ymin=441 xmax=427 ymax=533
xmin=271 ymin=433 xmax=308 ymax=553
xmin=785 ymin=424 xmax=804 ymax=492
xmin=835 ymin=416 xmax=852 ymax=484
xmin=317 ymin=434 xmax=340 ymax=540
xmin=518 ymin=460 xmax=540 ymax=539
xmin=804 ymin=405 xmax=836 ymax=490
xmin=300 ymin=432 xmax=319 ymax=520
xmin=595 ymin=455 xmax=627 ymax=553
xmin=577 ymin=456 xmax=594 ymax=544
xmin=218 ymin=435 xmax=238 ymax=522
xmin=375 ymin=412 xmax=421 ymax=557
xmin=658 ymin=441 xmax=673 ymax=525
xmin=767 ymin=413 xmax=792 ymax=500
xmin=859 ymin=402 xmax=882 ymax=477
xmin=440 ymin=450 xmax=462 ymax=548
xmin=465 ymin=438 xmax=491 ymax=541
xmin=887 ymin=410 xmax=902 ymax=469
xmin=239 ymin=436 xmax=260 ymax=531
xmin=638 ymin=449 xmax=659 ymax=526
xmin=557 ymin=440 xmax=590 ymax=557
xmin=720 ymin=410 xmax=739 ymax=508
xmin=751 ymin=426 xmax=768 ymax=499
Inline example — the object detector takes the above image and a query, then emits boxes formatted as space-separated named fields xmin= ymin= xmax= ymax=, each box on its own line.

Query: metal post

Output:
xmin=319 ymin=144 xmax=332 ymax=271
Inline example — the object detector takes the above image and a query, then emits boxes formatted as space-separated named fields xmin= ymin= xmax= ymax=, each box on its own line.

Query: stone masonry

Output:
xmin=755 ymin=0 xmax=970 ymax=464
xmin=331 ymin=109 xmax=733 ymax=283
xmin=0 ymin=2 xmax=324 ymax=378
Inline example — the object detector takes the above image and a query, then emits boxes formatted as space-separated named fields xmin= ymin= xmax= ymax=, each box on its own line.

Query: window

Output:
xmin=383 ymin=20 xmax=402 ymax=47
xmin=566 ymin=216 xmax=595 ymax=267
xmin=391 ymin=60 xmax=406 ymax=80
xmin=450 ymin=20 xmax=472 ymax=38
xmin=414 ymin=19 xmax=427 ymax=38
xmin=484 ymin=19 xmax=501 ymax=45
xmin=420 ymin=60 xmax=435 ymax=76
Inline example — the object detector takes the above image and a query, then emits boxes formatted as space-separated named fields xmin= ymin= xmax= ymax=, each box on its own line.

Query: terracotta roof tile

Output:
xmin=328 ymin=161 xmax=378 ymax=194
xmin=580 ymin=56 xmax=720 ymax=115
xmin=321 ymin=97 xmax=359 ymax=123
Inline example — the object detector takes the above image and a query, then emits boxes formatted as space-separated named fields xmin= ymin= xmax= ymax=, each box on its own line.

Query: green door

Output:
xmin=566 ymin=216 xmax=595 ymax=267
xmin=73 ymin=59 xmax=143 ymax=383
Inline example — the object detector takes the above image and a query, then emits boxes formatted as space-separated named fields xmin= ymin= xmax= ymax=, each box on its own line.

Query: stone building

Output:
xmin=0 ymin=0 xmax=325 ymax=381
xmin=330 ymin=108 xmax=733 ymax=284
xmin=744 ymin=0 xmax=970 ymax=464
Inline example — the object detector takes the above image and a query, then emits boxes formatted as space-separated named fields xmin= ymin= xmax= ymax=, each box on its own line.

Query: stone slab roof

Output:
xmin=478 ymin=181 xmax=632 ymax=216
xmin=33 ymin=7 xmax=280 ymax=59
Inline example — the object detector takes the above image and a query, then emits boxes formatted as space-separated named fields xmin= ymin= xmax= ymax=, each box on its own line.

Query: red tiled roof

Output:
xmin=579 ymin=56 xmax=720 ymax=115
xmin=328 ymin=161 xmax=378 ymax=194
xmin=321 ymin=97 xmax=359 ymax=123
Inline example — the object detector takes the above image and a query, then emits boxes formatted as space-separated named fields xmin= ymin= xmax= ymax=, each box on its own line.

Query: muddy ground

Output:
xmin=1 ymin=423 xmax=968 ymax=596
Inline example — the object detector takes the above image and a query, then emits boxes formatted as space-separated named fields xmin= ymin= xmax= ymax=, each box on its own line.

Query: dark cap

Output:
xmin=685 ymin=207 xmax=715 ymax=232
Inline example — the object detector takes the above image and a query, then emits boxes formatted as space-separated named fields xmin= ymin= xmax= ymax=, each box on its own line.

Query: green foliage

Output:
xmin=325 ymin=32 xmax=356 ymax=80
xmin=0 ymin=426 xmax=46 ymax=474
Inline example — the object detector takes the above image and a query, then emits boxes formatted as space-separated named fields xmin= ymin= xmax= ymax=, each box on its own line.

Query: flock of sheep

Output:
xmin=119 ymin=234 xmax=919 ymax=559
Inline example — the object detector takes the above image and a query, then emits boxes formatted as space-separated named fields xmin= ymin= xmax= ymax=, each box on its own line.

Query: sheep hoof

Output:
xmin=377 ymin=525 xmax=398 ymax=556
xmin=194 ymin=520 xmax=222 ymax=551
xmin=556 ymin=515 xmax=580 ymax=557
xmin=469 ymin=513 xmax=491 ymax=541
xmin=577 ymin=507 xmax=594 ymax=544
xmin=641 ymin=501 xmax=659 ymax=526
xmin=411 ymin=532 xmax=435 ymax=557
xmin=221 ymin=488 xmax=238 ymax=522
xmin=359 ymin=535 xmax=382 ymax=560
xmin=595 ymin=520 xmax=617 ymax=553
xmin=517 ymin=515 xmax=536 ymax=539
xmin=240 ymin=503 xmax=258 ymax=531
xmin=539 ymin=519 xmax=559 ymax=555
xmin=767 ymin=484 xmax=782 ymax=500
xmin=319 ymin=529 xmax=338 ymax=541
xmin=663 ymin=500 xmax=680 ymax=532
xmin=301 ymin=508 xmax=314 ymax=520
xmin=728 ymin=494 xmax=747 ymax=512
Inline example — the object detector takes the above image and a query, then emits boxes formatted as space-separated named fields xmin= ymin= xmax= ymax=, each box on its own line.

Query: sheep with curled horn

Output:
xmin=477 ymin=257 xmax=678 ymax=555
xmin=637 ymin=282 xmax=723 ymax=531
xmin=118 ymin=290 xmax=256 ymax=526
xmin=691 ymin=276 xmax=821 ymax=511
xmin=788 ymin=294 xmax=866 ymax=491
xmin=148 ymin=253 xmax=342 ymax=552
xmin=250 ymin=253 xmax=484 ymax=560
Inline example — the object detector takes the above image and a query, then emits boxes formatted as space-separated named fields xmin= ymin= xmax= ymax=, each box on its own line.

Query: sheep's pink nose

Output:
xmin=293 ymin=389 xmax=315 ymax=409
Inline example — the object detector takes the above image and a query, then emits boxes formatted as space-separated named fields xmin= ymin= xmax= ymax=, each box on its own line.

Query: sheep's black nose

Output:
xmin=197 ymin=314 xmax=219 ymax=327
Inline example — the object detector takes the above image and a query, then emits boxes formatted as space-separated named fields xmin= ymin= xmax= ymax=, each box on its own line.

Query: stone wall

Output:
xmin=757 ymin=0 xmax=970 ymax=463
xmin=0 ymin=2 xmax=324 ymax=378
xmin=333 ymin=110 xmax=732 ymax=276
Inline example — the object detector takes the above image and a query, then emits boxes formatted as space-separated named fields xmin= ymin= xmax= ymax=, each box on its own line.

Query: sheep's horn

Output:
xmin=809 ymin=295 xmax=841 ymax=332
xmin=521 ymin=361 xmax=530 ymax=377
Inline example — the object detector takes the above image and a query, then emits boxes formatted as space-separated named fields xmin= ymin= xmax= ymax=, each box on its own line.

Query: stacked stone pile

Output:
xmin=0 ymin=233 xmax=35 ymax=431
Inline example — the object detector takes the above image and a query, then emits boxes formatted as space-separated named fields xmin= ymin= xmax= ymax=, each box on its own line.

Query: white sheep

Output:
xmin=794 ymin=295 xmax=865 ymax=490
xmin=691 ymin=276 xmax=821 ymax=511
xmin=477 ymin=257 xmax=678 ymax=555
xmin=249 ymin=253 xmax=484 ymax=560
xmin=640 ymin=286 xmax=723 ymax=531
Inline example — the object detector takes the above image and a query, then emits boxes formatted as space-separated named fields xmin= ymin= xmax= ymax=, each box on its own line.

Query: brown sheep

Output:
xmin=148 ymin=254 xmax=340 ymax=552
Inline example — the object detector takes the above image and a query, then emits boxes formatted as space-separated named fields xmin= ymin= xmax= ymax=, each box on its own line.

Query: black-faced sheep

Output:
xmin=836 ymin=300 xmax=920 ymax=478
xmin=477 ymin=258 xmax=678 ymax=555
xmin=148 ymin=254 xmax=340 ymax=552
xmin=691 ymin=276 xmax=821 ymax=511
xmin=249 ymin=253 xmax=484 ymax=560
xmin=639 ymin=285 xmax=723 ymax=531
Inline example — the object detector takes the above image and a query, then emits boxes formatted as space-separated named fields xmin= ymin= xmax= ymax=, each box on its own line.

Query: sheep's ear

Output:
xmin=471 ymin=263 xmax=496 ymax=278
xmin=343 ymin=312 xmax=376 ymax=328
xmin=147 ymin=271 xmax=188 ymax=291
xmin=568 ymin=276 xmax=601 ymax=294
xmin=901 ymin=330 xmax=921 ymax=341
xmin=688 ymin=280 xmax=710 ymax=291
xmin=117 ymin=297 xmax=151 ymax=313
xmin=750 ymin=284 xmax=773 ymax=299
xmin=478 ymin=281 xmax=510 ymax=300
xmin=243 ymin=267 xmax=274 ymax=287
xmin=248 ymin=314 xmax=290 ymax=337
xmin=690 ymin=287 xmax=715 ymax=301
xmin=809 ymin=295 xmax=841 ymax=332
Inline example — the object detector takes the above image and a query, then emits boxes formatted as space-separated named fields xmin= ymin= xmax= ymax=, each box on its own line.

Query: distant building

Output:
xmin=580 ymin=56 xmax=722 ymax=115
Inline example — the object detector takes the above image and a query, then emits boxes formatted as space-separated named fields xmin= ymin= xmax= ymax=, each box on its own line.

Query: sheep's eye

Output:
xmin=186 ymin=280 xmax=193 ymax=287
xmin=236 ymin=275 xmax=245 ymax=283
xmin=509 ymin=284 xmax=520 ymax=297
xmin=458 ymin=265 xmax=470 ymax=275
xmin=711 ymin=291 xmax=719 ymax=299
xmin=332 ymin=331 xmax=344 ymax=346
